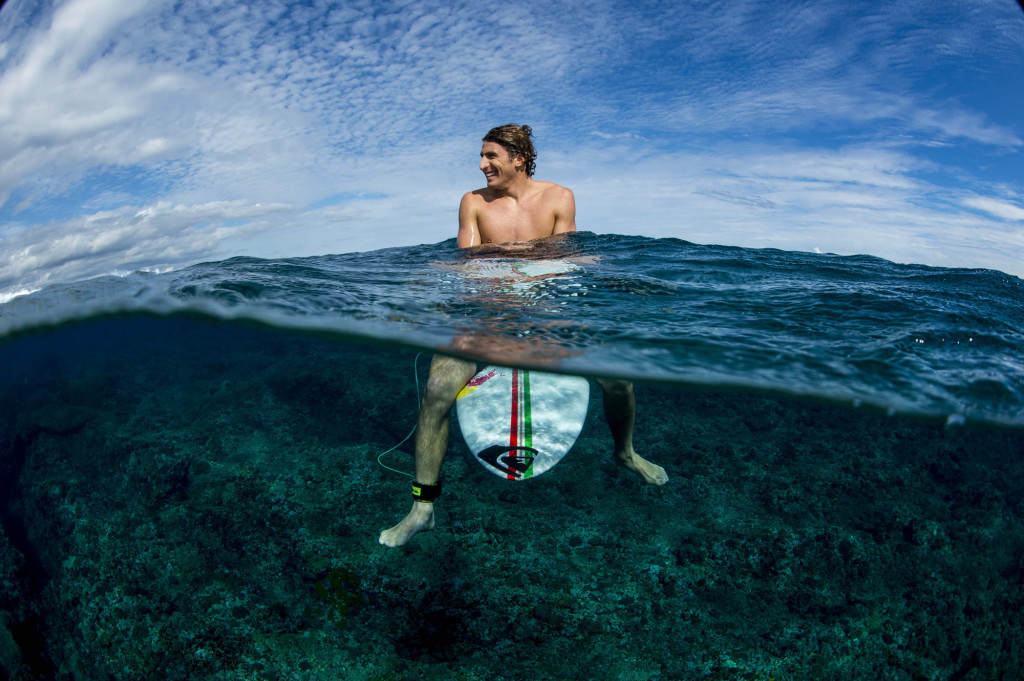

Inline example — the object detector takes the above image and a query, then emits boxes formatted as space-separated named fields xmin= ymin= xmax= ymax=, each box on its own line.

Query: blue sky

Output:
xmin=1 ymin=0 xmax=1022 ymax=300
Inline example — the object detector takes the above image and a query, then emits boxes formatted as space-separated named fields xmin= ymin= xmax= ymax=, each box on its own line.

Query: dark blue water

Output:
xmin=3 ymin=234 xmax=1024 ymax=680
xmin=4 ymin=232 xmax=1023 ymax=426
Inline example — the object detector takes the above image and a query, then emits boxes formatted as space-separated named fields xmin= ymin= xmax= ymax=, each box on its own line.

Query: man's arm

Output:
xmin=552 ymin=186 xmax=577 ymax=235
xmin=457 ymin=192 xmax=480 ymax=248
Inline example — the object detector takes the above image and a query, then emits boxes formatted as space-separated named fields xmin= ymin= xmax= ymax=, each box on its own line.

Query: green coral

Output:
xmin=312 ymin=566 xmax=366 ymax=629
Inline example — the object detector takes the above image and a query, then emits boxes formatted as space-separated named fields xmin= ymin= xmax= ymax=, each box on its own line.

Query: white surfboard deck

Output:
xmin=456 ymin=258 xmax=580 ymax=280
xmin=456 ymin=365 xmax=589 ymax=480
xmin=452 ymin=258 xmax=582 ymax=298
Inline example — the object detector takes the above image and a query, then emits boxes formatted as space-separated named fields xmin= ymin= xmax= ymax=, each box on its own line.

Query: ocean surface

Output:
xmin=2 ymin=232 xmax=1023 ymax=680
xmin=4 ymin=232 xmax=1024 ymax=426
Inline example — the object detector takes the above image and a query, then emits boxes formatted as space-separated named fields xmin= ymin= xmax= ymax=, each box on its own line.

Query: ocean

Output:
xmin=1 ymin=232 xmax=1022 ymax=680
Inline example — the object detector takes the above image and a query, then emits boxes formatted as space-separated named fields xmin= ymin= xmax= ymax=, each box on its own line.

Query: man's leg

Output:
xmin=379 ymin=355 xmax=478 ymax=547
xmin=596 ymin=379 xmax=668 ymax=486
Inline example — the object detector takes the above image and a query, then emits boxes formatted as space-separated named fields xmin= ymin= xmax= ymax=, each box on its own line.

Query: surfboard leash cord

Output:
xmin=375 ymin=352 xmax=422 ymax=479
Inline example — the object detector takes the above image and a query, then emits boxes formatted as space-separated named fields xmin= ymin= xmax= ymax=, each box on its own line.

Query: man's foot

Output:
xmin=379 ymin=502 xmax=436 ymax=548
xmin=616 ymin=450 xmax=669 ymax=485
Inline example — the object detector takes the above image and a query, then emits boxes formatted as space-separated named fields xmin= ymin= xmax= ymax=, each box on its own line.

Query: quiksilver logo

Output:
xmin=478 ymin=445 xmax=539 ymax=478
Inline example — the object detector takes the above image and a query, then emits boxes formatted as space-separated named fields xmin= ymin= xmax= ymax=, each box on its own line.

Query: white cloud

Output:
xmin=0 ymin=200 xmax=294 ymax=293
xmin=562 ymin=141 xmax=1024 ymax=276
xmin=0 ymin=0 xmax=191 ymax=213
xmin=963 ymin=196 xmax=1024 ymax=221
xmin=0 ymin=0 xmax=1022 ymax=300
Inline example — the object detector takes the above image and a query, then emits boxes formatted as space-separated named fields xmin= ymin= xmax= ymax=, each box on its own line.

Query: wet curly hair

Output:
xmin=482 ymin=124 xmax=537 ymax=177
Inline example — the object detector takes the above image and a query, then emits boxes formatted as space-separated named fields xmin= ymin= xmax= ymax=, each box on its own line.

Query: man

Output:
xmin=379 ymin=124 xmax=667 ymax=548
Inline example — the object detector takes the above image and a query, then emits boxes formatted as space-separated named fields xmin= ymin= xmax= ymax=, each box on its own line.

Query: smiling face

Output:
xmin=479 ymin=141 xmax=524 ymax=188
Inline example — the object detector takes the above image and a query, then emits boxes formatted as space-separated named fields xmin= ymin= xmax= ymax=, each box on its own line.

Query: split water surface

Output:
xmin=1 ymin=233 xmax=1022 ymax=679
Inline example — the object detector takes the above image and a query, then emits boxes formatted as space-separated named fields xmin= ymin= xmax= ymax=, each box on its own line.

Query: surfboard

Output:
xmin=456 ymin=365 xmax=589 ymax=480
xmin=457 ymin=258 xmax=580 ymax=280
xmin=452 ymin=258 xmax=582 ymax=298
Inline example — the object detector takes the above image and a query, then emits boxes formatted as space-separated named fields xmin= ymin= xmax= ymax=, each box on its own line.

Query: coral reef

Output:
xmin=1 ymin=317 xmax=1022 ymax=680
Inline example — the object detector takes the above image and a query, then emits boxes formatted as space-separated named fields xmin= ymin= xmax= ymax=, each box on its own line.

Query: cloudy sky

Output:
xmin=1 ymin=0 xmax=1022 ymax=299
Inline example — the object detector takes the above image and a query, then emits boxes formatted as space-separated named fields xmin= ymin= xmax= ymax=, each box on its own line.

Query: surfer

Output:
xmin=379 ymin=124 xmax=668 ymax=548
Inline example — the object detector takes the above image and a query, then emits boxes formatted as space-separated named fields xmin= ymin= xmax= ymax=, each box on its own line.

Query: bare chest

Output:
xmin=476 ymin=200 xmax=555 ymax=244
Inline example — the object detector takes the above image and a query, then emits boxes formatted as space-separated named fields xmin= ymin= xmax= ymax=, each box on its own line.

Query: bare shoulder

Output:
xmin=535 ymin=180 xmax=572 ymax=195
xmin=537 ymin=181 xmax=576 ymax=233
xmin=534 ymin=181 xmax=574 ymax=204
xmin=463 ymin=188 xmax=498 ymax=204
xmin=459 ymin=190 xmax=484 ymax=215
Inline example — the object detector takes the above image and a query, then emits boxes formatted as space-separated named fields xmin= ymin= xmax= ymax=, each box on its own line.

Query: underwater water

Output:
xmin=1 ymin=232 xmax=1023 ymax=680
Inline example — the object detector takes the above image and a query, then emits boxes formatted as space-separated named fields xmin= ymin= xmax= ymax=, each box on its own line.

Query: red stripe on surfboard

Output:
xmin=509 ymin=368 xmax=519 ymax=480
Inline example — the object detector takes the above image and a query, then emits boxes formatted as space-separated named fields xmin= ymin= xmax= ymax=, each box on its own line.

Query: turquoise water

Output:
xmin=5 ymin=232 xmax=1024 ymax=424
xmin=1 ymin=233 xmax=1023 ymax=679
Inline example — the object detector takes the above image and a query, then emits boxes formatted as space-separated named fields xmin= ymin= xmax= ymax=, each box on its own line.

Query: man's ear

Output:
xmin=512 ymin=153 xmax=526 ymax=171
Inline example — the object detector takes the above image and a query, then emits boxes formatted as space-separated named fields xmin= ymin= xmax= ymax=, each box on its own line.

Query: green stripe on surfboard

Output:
xmin=523 ymin=369 xmax=534 ymax=478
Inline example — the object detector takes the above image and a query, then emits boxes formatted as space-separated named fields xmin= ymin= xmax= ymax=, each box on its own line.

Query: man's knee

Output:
xmin=422 ymin=373 xmax=457 ymax=408
xmin=421 ymin=356 xmax=476 ymax=412
xmin=597 ymin=378 xmax=633 ymax=398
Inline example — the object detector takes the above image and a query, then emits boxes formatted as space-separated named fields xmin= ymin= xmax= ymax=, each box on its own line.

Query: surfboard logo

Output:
xmin=477 ymin=445 xmax=540 ymax=479
xmin=456 ymin=369 xmax=503 ymax=399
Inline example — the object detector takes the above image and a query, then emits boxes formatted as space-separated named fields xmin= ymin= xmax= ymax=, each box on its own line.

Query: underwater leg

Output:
xmin=379 ymin=355 xmax=477 ymax=547
xmin=597 ymin=378 xmax=668 ymax=486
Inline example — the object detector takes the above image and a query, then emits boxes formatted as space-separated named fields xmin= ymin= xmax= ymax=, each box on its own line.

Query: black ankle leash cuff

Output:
xmin=412 ymin=481 xmax=442 ymax=503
